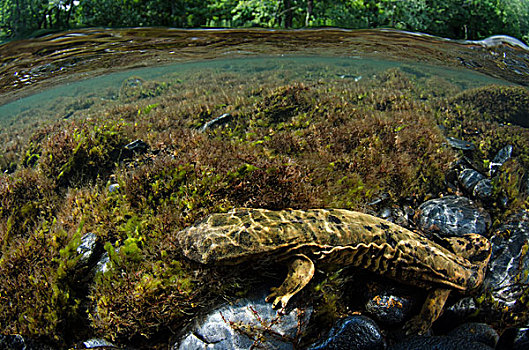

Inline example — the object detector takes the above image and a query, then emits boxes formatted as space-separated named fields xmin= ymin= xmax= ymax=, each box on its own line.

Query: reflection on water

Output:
xmin=0 ymin=28 xmax=528 ymax=106
xmin=0 ymin=56 xmax=509 ymax=126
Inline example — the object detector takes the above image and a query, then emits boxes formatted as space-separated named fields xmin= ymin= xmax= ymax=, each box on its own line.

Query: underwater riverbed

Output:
xmin=0 ymin=28 xmax=529 ymax=349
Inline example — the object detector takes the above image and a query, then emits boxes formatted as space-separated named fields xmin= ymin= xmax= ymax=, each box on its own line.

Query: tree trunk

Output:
xmin=306 ymin=0 xmax=313 ymax=27
xmin=65 ymin=0 xmax=75 ymax=27
xmin=171 ymin=0 xmax=178 ymax=27
xmin=36 ymin=9 xmax=48 ymax=29
xmin=56 ymin=6 xmax=62 ymax=28
xmin=13 ymin=0 xmax=21 ymax=37
xmin=283 ymin=0 xmax=293 ymax=28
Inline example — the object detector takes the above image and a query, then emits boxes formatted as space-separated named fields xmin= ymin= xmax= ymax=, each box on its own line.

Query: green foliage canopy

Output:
xmin=0 ymin=1 xmax=528 ymax=43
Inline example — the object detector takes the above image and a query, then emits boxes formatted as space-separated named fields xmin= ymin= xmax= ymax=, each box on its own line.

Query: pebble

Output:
xmin=175 ymin=290 xmax=311 ymax=349
xmin=108 ymin=183 xmax=120 ymax=193
xmin=390 ymin=335 xmax=493 ymax=350
xmin=446 ymin=137 xmax=475 ymax=151
xmin=496 ymin=327 xmax=529 ymax=350
xmin=200 ymin=113 xmax=233 ymax=132
xmin=308 ymin=315 xmax=386 ymax=350
xmin=447 ymin=322 xmax=499 ymax=348
xmin=418 ymin=196 xmax=491 ymax=237
xmin=484 ymin=210 xmax=529 ymax=307
xmin=490 ymin=145 xmax=513 ymax=175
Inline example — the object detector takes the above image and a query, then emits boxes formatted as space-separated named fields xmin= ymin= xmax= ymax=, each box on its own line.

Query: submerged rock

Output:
xmin=472 ymin=179 xmax=493 ymax=199
xmin=377 ymin=206 xmax=414 ymax=228
xmin=0 ymin=335 xmax=26 ymax=350
xmin=446 ymin=137 xmax=476 ymax=151
xmin=458 ymin=169 xmax=486 ymax=192
xmin=418 ymin=196 xmax=491 ymax=237
xmin=490 ymin=145 xmax=513 ymax=175
xmin=447 ymin=323 xmax=499 ymax=348
xmin=365 ymin=293 xmax=414 ymax=325
xmin=452 ymin=165 xmax=492 ymax=199
xmin=77 ymin=232 xmax=98 ymax=265
xmin=124 ymin=139 xmax=149 ymax=154
xmin=496 ymin=327 xmax=529 ymax=350
xmin=82 ymin=338 xmax=117 ymax=348
xmin=0 ymin=334 xmax=54 ymax=350
xmin=175 ymin=290 xmax=311 ymax=349
xmin=200 ymin=113 xmax=233 ymax=132
xmin=484 ymin=210 xmax=529 ymax=308
xmin=308 ymin=315 xmax=385 ymax=350
xmin=95 ymin=252 xmax=110 ymax=274
xmin=442 ymin=297 xmax=480 ymax=326
xmin=108 ymin=183 xmax=120 ymax=193
xmin=390 ymin=335 xmax=493 ymax=350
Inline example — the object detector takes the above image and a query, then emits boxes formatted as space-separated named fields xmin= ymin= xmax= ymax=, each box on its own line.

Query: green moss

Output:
xmin=0 ymin=168 xmax=57 ymax=246
xmin=0 ymin=219 xmax=82 ymax=346
xmin=450 ymin=85 xmax=529 ymax=128
xmin=254 ymin=84 xmax=312 ymax=126
xmin=489 ymin=160 xmax=528 ymax=225
xmin=119 ymin=77 xmax=170 ymax=101
xmin=88 ymin=236 xmax=199 ymax=343
xmin=37 ymin=121 xmax=129 ymax=188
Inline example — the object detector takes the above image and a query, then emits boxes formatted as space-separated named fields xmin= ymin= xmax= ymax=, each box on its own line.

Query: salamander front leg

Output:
xmin=266 ymin=254 xmax=315 ymax=311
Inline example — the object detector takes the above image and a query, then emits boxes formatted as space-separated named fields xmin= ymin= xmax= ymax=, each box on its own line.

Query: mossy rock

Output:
xmin=450 ymin=85 xmax=529 ymax=127
xmin=254 ymin=84 xmax=312 ymax=126
xmin=37 ymin=122 xmax=129 ymax=188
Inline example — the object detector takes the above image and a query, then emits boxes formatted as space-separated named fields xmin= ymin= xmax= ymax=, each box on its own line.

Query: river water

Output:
xmin=1 ymin=28 xmax=528 ymax=129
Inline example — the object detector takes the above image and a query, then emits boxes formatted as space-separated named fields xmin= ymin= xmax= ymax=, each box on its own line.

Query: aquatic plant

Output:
xmin=119 ymin=77 xmax=170 ymax=102
xmin=87 ymin=240 xmax=197 ymax=342
xmin=0 ymin=168 xmax=57 ymax=247
xmin=0 ymin=219 xmax=82 ymax=346
xmin=450 ymin=85 xmax=529 ymax=128
xmin=0 ymin=63 xmax=527 ymax=347
xmin=36 ymin=121 xmax=129 ymax=188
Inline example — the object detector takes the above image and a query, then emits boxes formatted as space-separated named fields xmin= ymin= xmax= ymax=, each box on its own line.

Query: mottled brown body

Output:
xmin=177 ymin=208 xmax=491 ymax=333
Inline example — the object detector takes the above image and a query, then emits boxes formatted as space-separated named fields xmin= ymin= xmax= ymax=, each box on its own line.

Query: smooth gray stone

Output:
xmin=175 ymin=291 xmax=311 ymax=350
xmin=418 ymin=196 xmax=490 ymax=237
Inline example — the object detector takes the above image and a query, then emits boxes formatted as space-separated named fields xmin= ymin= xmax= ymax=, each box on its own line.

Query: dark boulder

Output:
xmin=484 ymin=210 xmax=529 ymax=308
xmin=496 ymin=327 xmax=529 ymax=350
xmin=390 ymin=335 xmax=493 ymax=350
xmin=447 ymin=322 xmax=499 ymax=348
xmin=308 ymin=315 xmax=386 ymax=350
xmin=418 ymin=196 xmax=491 ymax=237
